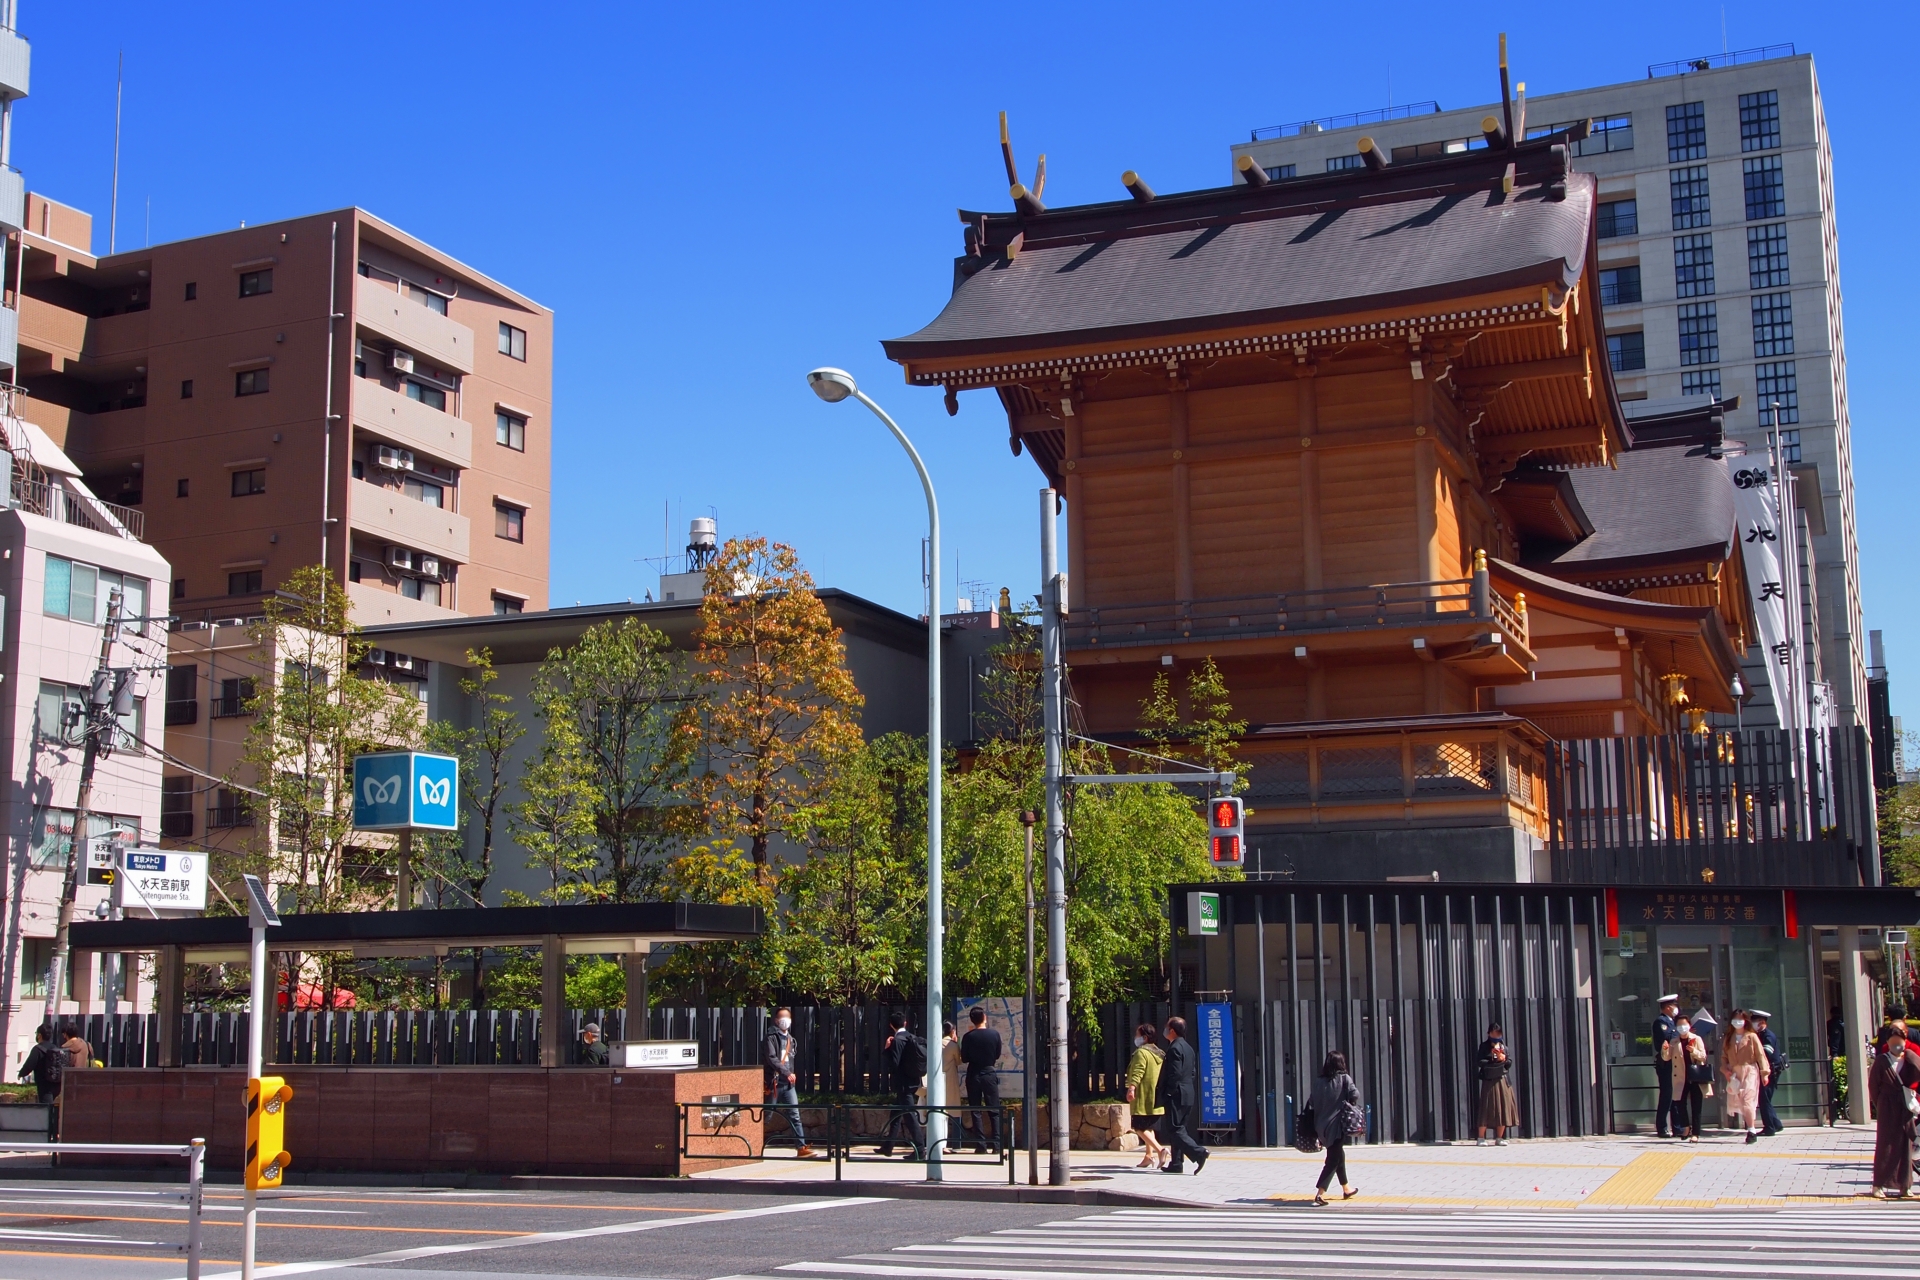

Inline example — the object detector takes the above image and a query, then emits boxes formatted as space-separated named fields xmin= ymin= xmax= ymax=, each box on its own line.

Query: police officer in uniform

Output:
xmin=1752 ymin=1009 xmax=1785 ymax=1136
xmin=1654 ymin=995 xmax=1681 ymax=1138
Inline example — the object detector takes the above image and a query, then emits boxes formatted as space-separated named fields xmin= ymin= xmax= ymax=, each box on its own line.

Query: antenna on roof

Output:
xmin=1498 ymin=34 xmax=1516 ymax=147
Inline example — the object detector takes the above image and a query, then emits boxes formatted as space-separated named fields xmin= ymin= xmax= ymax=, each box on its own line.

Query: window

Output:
xmin=400 ymin=577 xmax=442 ymax=606
xmin=402 ymin=476 xmax=443 ymax=508
xmin=1771 ymin=428 xmax=1801 ymax=464
xmin=231 ymin=468 xmax=266 ymax=496
xmin=492 ymin=594 xmax=524 ymax=616
xmin=164 ymin=664 xmax=198 ymax=727
xmin=1673 ymin=233 xmax=1715 ymax=297
xmin=36 ymin=681 xmax=140 ymax=747
xmin=180 ymin=379 xmax=193 ymax=400
xmin=172 ymin=578 xmax=185 ymax=598
xmin=1677 ymin=302 xmax=1719 ymax=365
xmin=495 ymin=502 xmax=525 ymax=542
xmin=1599 ymin=265 xmax=1642 ymax=307
xmin=235 ymin=368 xmax=269 ymax=396
xmin=176 ymin=478 xmax=189 ymax=498
xmin=495 ymin=411 xmax=526 ymax=451
xmin=1752 ymin=293 xmax=1795 ymax=358
xmin=1681 ymin=368 xmax=1722 ymax=398
xmin=29 ymin=808 xmax=139 ymax=871
xmin=1578 ymin=114 xmax=1634 ymax=156
xmin=407 ymin=283 xmax=448 ymax=315
xmin=1596 ymin=198 xmax=1639 ymax=239
xmin=238 ymin=269 xmax=273 ymax=297
xmin=1669 ymin=165 xmax=1711 ymax=229
xmin=228 ymin=569 xmax=263 ymax=595
xmin=1263 ymin=164 xmax=1296 ymax=180
xmin=1325 ymin=153 xmax=1365 ymax=172
xmin=161 ymin=777 xmax=195 ymax=839
xmin=208 ymin=788 xmax=252 ymax=829
xmin=1607 ymin=331 xmax=1646 ymax=373
xmin=43 ymin=555 xmax=146 ymax=627
xmin=1740 ymin=90 xmax=1780 ymax=152
xmin=212 ymin=676 xmax=256 ymax=718
xmin=1743 ymin=154 xmax=1785 ymax=219
xmin=498 ymin=322 xmax=527 ymax=361
xmin=1756 ymin=361 xmax=1799 ymax=425
xmin=183 ymin=282 xmax=197 ymax=301
xmin=1748 ymin=223 xmax=1790 ymax=288
xmin=1666 ymin=101 xmax=1706 ymax=161
xmin=404 ymin=381 xmax=447 ymax=412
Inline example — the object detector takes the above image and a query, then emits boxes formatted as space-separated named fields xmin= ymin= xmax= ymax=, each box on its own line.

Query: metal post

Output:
xmin=1840 ymin=925 xmax=1869 ymax=1124
xmin=186 ymin=1137 xmax=205 ymax=1280
xmin=1022 ymin=809 xmax=1038 ymax=1184
xmin=1040 ymin=488 xmax=1070 ymax=1184
xmin=242 ymin=913 xmax=266 ymax=1278
xmin=395 ymin=829 xmax=413 ymax=910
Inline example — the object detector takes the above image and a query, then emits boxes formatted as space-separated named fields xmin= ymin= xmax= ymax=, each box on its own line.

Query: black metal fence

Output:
xmin=1546 ymin=727 xmax=1878 ymax=886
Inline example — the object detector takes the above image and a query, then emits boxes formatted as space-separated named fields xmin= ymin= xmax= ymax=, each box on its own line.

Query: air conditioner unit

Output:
xmin=388 ymin=349 xmax=415 ymax=374
xmin=386 ymin=546 xmax=414 ymax=572
xmin=417 ymin=555 xmax=442 ymax=580
xmin=366 ymin=648 xmax=389 ymax=665
xmin=390 ymin=653 xmax=417 ymax=672
xmin=374 ymin=446 xmax=414 ymax=471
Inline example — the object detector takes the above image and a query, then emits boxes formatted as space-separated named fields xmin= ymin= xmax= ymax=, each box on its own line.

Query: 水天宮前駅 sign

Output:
xmin=351 ymin=752 xmax=459 ymax=831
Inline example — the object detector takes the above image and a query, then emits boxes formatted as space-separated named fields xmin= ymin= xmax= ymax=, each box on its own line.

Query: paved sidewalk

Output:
xmin=701 ymin=1124 xmax=1896 ymax=1209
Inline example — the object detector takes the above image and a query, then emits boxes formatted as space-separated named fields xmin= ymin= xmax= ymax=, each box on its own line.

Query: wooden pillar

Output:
xmin=622 ymin=948 xmax=650 ymax=1040
xmin=156 ymin=944 xmax=184 ymax=1067
xmin=1170 ymin=386 xmax=1193 ymax=605
xmin=1298 ymin=375 xmax=1322 ymax=593
xmin=1414 ymin=438 xmax=1439 ymax=584
xmin=540 ymin=934 xmax=565 ymax=1067
xmin=1063 ymin=412 xmax=1084 ymax=612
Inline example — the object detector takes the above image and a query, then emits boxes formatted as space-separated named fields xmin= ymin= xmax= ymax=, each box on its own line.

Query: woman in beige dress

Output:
xmin=1661 ymin=1016 xmax=1710 ymax=1141
xmin=1719 ymin=1009 xmax=1770 ymax=1143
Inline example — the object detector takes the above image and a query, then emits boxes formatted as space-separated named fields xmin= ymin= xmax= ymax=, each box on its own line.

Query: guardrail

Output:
xmin=0 ymin=1139 xmax=204 ymax=1278
xmin=679 ymin=1102 xmax=1014 ymax=1183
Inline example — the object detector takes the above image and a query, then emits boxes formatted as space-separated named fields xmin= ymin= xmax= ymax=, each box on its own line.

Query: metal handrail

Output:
xmin=1649 ymin=44 xmax=1795 ymax=78
xmin=1068 ymin=578 xmax=1526 ymax=649
xmin=9 ymin=475 xmax=146 ymax=540
xmin=1251 ymin=101 xmax=1442 ymax=142
xmin=0 ymin=1139 xmax=203 ymax=1278
xmin=676 ymin=1101 xmax=1015 ymax=1184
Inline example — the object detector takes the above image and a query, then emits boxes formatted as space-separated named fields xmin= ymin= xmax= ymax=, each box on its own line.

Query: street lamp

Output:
xmin=807 ymin=366 xmax=946 ymax=1181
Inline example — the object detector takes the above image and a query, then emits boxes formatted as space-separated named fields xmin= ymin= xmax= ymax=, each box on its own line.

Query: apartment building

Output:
xmin=10 ymin=198 xmax=552 ymax=626
xmin=1230 ymin=46 xmax=1865 ymax=733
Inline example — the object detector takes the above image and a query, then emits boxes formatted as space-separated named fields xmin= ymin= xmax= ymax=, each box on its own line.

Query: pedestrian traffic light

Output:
xmin=245 ymin=1076 xmax=293 ymax=1190
xmin=1208 ymin=796 xmax=1244 ymax=866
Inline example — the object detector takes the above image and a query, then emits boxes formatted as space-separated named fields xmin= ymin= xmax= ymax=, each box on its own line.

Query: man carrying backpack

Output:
xmin=878 ymin=1013 xmax=927 ymax=1160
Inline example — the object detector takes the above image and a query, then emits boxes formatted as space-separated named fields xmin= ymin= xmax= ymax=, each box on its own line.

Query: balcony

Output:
xmin=0 ymin=166 xmax=22 ymax=235
xmin=355 ymin=277 xmax=474 ymax=375
xmin=346 ymin=580 xmax=463 ymax=625
xmin=349 ymin=478 xmax=469 ymax=564
xmin=0 ymin=27 xmax=28 ymax=101
xmin=11 ymin=474 xmax=145 ymax=540
xmin=206 ymin=805 xmax=253 ymax=830
xmin=351 ymin=380 xmax=472 ymax=469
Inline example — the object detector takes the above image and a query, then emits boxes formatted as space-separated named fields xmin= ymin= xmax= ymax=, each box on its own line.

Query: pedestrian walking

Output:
xmin=576 ymin=1021 xmax=609 ymax=1066
xmin=762 ymin=1007 xmax=816 ymax=1159
xmin=1308 ymin=1050 xmax=1361 ymax=1205
xmin=959 ymin=1005 xmax=1003 ymax=1153
xmin=1155 ymin=1017 xmax=1208 ymax=1175
xmin=1475 ymin=1022 xmax=1518 ymax=1145
xmin=1752 ymin=1009 xmax=1785 ymax=1136
xmin=59 ymin=1025 xmax=91 ymax=1072
xmin=1662 ymin=1015 xmax=1710 ymax=1141
xmin=16 ymin=1025 xmax=61 ymax=1104
xmin=879 ymin=1013 xmax=927 ymax=1159
xmin=1653 ymin=994 xmax=1680 ymax=1138
xmin=1719 ymin=1009 xmax=1769 ymax=1143
xmin=1124 ymin=1021 xmax=1168 ymax=1169
xmin=1869 ymin=1025 xmax=1920 ymax=1197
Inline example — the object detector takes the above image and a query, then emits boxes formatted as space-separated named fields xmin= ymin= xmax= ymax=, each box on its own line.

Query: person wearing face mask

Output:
xmin=762 ymin=1007 xmax=816 ymax=1159
xmin=1653 ymin=995 xmax=1681 ymax=1138
xmin=1870 ymin=1024 xmax=1920 ymax=1197
xmin=1751 ymin=1010 xmax=1785 ymax=1136
xmin=1124 ymin=1021 xmax=1168 ymax=1169
xmin=1476 ymin=1022 xmax=1518 ymax=1146
xmin=1719 ymin=1009 xmax=1770 ymax=1144
xmin=1662 ymin=1015 xmax=1710 ymax=1141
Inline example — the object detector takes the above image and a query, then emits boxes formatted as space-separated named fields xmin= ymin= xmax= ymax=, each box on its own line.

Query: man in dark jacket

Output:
xmin=1155 ymin=1017 xmax=1208 ymax=1174
xmin=762 ymin=1008 xmax=815 ymax=1158
xmin=16 ymin=1025 xmax=60 ymax=1104
xmin=577 ymin=1022 xmax=609 ymax=1066
xmin=959 ymin=1005 xmax=1003 ymax=1153
xmin=1752 ymin=1009 xmax=1785 ymax=1136
xmin=1654 ymin=995 xmax=1680 ymax=1138
xmin=879 ymin=1013 xmax=926 ymax=1159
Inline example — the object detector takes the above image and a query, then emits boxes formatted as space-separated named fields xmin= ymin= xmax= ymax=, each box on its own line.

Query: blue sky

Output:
xmin=15 ymin=2 xmax=1920 ymax=722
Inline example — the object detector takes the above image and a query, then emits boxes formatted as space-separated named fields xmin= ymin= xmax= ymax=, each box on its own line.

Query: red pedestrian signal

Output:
xmin=1208 ymin=796 xmax=1244 ymax=866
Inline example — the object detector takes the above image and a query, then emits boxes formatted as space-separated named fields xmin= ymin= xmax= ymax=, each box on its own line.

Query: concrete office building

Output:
xmin=11 ymin=197 xmax=552 ymax=626
xmin=1230 ymin=45 xmax=1864 ymax=733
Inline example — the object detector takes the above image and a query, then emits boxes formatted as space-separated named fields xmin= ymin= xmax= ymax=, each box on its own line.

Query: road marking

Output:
xmin=1584 ymin=1149 xmax=1696 ymax=1205
xmin=248 ymin=1194 xmax=723 ymax=1212
xmin=191 ymin=1194 xmax=888 ymax=1280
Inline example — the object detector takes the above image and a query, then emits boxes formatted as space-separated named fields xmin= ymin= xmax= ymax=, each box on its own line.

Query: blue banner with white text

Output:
xmin=1197 ymin=1002 xmax=1239 ymax=1125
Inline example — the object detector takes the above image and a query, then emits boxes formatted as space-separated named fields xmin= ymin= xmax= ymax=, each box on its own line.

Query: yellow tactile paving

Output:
xmin=1584 ymin=1149 xmax=1697 ymax=1205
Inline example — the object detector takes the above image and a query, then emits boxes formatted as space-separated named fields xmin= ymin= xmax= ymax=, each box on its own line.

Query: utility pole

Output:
xmin=1020 ymin=807 xmax=1038 ymax=1185
xmin=1039 ymin=488 xmax=1070 ymax=1184
xmin=42 ymin=590 xmax=125 ymax=1032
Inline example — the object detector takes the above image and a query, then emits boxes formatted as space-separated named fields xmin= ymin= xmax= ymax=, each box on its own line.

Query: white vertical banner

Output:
xmin=1730 ymin=463 xmax=1804 ymax=738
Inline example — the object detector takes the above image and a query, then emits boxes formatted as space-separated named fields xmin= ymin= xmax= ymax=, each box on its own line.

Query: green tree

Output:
xmin=1138 ymin=656 xmax=1250 ymax=787
xmin=508 ymin=692 xmax=603 ymax=903
xmin=649 ymin=843 xmax=785 ymax=1005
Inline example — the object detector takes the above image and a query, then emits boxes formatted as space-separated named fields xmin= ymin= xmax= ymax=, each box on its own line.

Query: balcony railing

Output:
xmin=10 ymin=475 xmax=146 ymax=540
xmin=1251 ymin=101 xmax=1441 ymax=142
xmin=1648 ymin=44 xmax=1794 ymax=78
xmin=1067 ymin=573 xmax=1527 ymax=651
xmin=207 ymin=805 xmax=252 ymax=830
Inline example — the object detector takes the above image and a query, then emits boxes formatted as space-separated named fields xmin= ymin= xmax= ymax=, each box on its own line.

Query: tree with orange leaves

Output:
xmin=696 ymin=537 xmax=864 ymax=871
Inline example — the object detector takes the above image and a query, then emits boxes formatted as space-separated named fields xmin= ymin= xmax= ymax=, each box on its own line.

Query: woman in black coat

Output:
xmin=1307 ymin=1050 xmax=1360 ymax=1205
xmin=1476 ymin=1022 xmax=1519 ymax=1145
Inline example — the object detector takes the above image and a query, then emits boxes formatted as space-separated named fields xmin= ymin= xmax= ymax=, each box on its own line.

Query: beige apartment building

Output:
xmin=10 ymin=196 xmax=552 ymax=625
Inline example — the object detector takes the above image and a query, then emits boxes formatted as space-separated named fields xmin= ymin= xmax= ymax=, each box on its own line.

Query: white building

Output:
xmin=1230 ymin=45 xmax=1862 ymax=734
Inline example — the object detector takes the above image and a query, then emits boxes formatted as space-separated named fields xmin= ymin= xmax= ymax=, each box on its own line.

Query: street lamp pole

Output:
xmin=808 ymin=368 xmax=945 ymax=1181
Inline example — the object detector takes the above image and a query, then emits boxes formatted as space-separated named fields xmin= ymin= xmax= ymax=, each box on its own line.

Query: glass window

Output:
xmin=1263 ymin=164 xmax=1296 ymax=179
xmin=228 ymin=569 xmax=263 ymax=595
xmin=1578 ymin=114 xmax=1634 ymax=156
xmin=407 ymin=283 xmax=448 ymax=315
xmin=184 ymin=282 xmax=197 ymax=302
xmin=231 ymin=468 xmax=266 ymax=496
xmin=1669 ymin=165 xmax=1711 ymax=229
xmin=1325 ymin=154 xmax=1365 ymax=172
xmin=1607 ymin=331 xmax=1646 ymax=373
xmin=42 ymin=553 xmax=70 ymax=618
xmin=402 ymin=476 xmax=444 ymax=508
xmin=181 ymin=379 xmax=193 ymax=400
xmin=1677 ymin=302 xmax=1719 ymax=366
xmin=235 ymin=368 xmax=269 ymax=396
xmin=498 ymin=322 xmax=527 ymax=361
xmin=495 ymin=503 xmax=525 ymax=542
xmin=36 ymin=680 xmax=81 ymax=744
xmin=1596 ymin=199 xmax=1639 ymax=239
xmin=239 ymin=269 xmax=273 ymax=297
xmin=1748 ymin=223 xmax=1790 ymax=288
xmin=1681 ymin=368 xmax=1722 ymax=398
xmin=1756 ymin=361 xmax=1799 ymax=425
xmin=1771 ymin=428 xmax=1801 ymax=464
xmin=1673 ymin=233 xmax=1715 ymax=298
xmin=492 ymin=595 xmax=523 ymax=616
xmin=400 ymin=578 xmax=443 ymax=606
xmin=404 ymin=381 xmax=448 ymax=412
xmin=1599 ymin=265 xmax=1641 ymax=306
xmin=1740 ymin=90 xmax=1781 ymax=152
xmin=1752 ymin=293 xmax=1795 ymax=358
xmin=1744 ymin=154 xmax=1785 ymax=219
xmin=496 ymin=412 xmax=526 ymax=451
xmin=1666 ymin=101 xmax=1706 ymax=161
